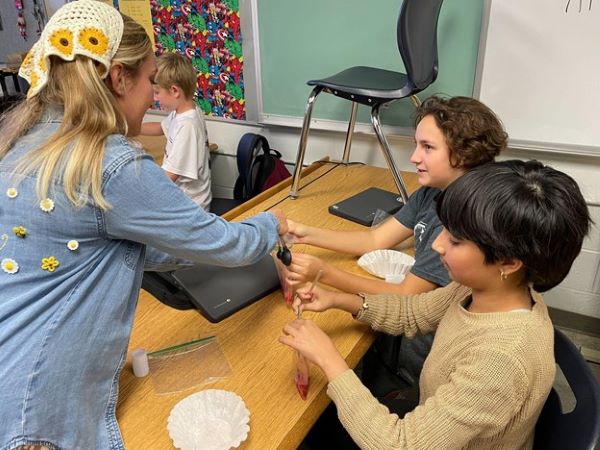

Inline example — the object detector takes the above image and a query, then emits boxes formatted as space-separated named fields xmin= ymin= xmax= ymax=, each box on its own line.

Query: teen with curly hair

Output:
xmin=283 ymin=160 xmax=591 ymax=449
xmin=284 ymin=96 xmax=508 ymax=390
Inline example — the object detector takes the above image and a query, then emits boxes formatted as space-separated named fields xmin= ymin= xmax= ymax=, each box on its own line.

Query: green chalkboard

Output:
xmin=257 ymin=0 xmax=483 ymax=127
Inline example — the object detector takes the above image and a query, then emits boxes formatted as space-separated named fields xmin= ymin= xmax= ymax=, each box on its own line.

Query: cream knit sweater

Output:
xmin=327 ymin=282 xmax=555 ymax=450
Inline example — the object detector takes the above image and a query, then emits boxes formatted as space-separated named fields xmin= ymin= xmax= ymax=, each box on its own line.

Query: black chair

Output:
xmin=289 ymin=0 xmax=445 ymax=201
xmin=533 ymin=328 xmax=600 ymax=450
xmin=0 ymin=94 xmax=25 ymax=114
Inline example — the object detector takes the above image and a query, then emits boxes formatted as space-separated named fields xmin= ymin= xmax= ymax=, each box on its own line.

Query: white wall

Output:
xmin=144 ymin=112 xmax=600 ymax=319
xmin=0 ymin=0 xmax=43 ymax=62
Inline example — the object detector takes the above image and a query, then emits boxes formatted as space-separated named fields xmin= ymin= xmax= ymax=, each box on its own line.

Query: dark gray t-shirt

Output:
xmin=394 ymin=186 xmax=451 ymax=287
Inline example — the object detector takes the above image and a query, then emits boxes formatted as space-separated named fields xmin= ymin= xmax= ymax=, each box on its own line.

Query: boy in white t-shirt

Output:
xmin=141 ymin=53 xmax=212 ymax=210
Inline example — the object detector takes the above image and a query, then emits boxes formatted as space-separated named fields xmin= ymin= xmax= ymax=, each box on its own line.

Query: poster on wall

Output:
xmin=44 ymin=0 xmax=245 ymax=120
xmin=150 ymin=0 xmax=245 ymax=120
xmin=113 ymin=0 xmax=156 ymax=48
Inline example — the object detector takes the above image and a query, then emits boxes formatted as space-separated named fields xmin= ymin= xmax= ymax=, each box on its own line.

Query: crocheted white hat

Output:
xmin=19 ymin=0 xmax=124 ymax=98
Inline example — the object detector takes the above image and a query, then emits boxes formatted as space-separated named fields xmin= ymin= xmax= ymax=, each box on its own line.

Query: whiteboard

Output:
xmin=475 ymin=0 xmax=600 ymax=154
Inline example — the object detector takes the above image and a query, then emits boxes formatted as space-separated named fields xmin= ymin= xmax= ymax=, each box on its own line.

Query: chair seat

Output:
xmin=308 ymin=66 xmax=414 ymax=105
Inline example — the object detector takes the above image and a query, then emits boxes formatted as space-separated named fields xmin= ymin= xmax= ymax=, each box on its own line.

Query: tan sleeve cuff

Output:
xmin=327 ymin=369 xmax=374 ymax=409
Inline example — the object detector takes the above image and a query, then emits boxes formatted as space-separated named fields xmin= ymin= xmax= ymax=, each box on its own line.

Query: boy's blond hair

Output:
xmin=155 ymin=53 xmax=198 ymax=99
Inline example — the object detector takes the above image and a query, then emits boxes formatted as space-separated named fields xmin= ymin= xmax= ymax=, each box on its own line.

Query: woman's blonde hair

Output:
xmin=0 ymin=14 xmax=152 ymax=210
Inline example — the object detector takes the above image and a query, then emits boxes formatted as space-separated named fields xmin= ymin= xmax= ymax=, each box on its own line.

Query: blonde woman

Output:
xmin=0 ymin=2 xmax=285 ymax=448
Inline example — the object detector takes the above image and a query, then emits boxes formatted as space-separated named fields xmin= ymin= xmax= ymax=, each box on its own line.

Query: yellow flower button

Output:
xmin=67 ymin=240 xmax=79 ymax=251
xmin=6 ymin=187 xmax=18 ymax=198
xmin=1 ymin=258 xmax=19 ymax=274
xmin=79 ymin=28 xmax=109 ymax=56
xmin=49 ymin=29 xmax=74 ymax=57
xmin=12 ymin=226 xmax=27 ymax=238
xmin=41 ymin=256 xmax=59 ymax=272
xmin=40 ymin=198 xmax=55 ymax=213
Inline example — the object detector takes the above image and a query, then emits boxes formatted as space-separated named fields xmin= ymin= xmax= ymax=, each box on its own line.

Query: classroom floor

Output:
xmin=553 ymin=325 xmax=600 ymax=450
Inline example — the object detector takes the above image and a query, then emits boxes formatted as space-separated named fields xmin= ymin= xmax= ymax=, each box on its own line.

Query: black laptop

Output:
xmin=173 ymin=255 xmax=279 ymax=323
xmin=328 ymin=187 xmax=404 ymax=226
xmin=142 ymin=254 xmax=280 ymax=323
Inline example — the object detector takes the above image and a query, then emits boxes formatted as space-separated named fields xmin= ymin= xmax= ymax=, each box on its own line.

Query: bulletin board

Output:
xmin=150 ymin=0 xmax=245 ymax=120
xmin=114 ymin=0 xmax=246 ymax=120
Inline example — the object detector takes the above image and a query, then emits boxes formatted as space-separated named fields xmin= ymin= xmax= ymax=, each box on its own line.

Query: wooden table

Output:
xmin=117 ymin=162 xmax=419 ymax=449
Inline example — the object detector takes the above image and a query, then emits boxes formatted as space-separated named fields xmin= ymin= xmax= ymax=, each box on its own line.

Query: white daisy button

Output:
xmin=6 ymin=187 xmax=18 ymax=198
xmin=1 ymin=258 xmax=19 ymax=274
xmin=67 ymin=240 xmax=79 ymax=251
xmin=40 ymin=198 xmax=55 ymax=213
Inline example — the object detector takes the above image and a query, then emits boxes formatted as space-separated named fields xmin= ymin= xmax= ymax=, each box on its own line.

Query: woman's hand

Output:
xmin=271 ymin=209 xmax=289 ymax=236
xmin=279 ymin=319 xmax=348 ymax=380
xmin=284 ymin=252 xmax=326 ymax=286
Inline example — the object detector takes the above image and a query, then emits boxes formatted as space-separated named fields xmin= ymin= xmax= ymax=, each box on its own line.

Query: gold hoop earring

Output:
xmin=500 ymin=270 xmax=508 ymax=281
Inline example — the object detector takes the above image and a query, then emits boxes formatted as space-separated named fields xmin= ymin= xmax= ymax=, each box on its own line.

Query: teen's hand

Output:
xmin=292 ymin=285 xmax=335 ymax=315
xmin=284 ymin=252 xmax=326 ymax=286
xmin=286 ymin=219 xmax=310 ymax=243
xmin=293 ymin=285 xmax=364 ymax=317
xmin=270 ymin=209 xmax=289 ymax=236
xmin=279 ymin=319 xmax=348 ymax=380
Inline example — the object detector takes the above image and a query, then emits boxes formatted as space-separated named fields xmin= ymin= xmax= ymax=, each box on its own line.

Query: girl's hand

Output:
xmin=286 ymin=219 xmax=310 ymax=243
xmin=284 ymin=252 xmax=326 ymax=286
xmin=279 ymin=319 xmax=348 ymax=380
xmin=292 ymin=285 xmax=335 ymax=315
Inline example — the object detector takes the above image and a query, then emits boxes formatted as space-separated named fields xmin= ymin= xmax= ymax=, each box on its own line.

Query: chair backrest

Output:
xmin=533 ymin=328 xmax=600 ymax=450
xmin=397 ymin=0 xmax=444 ymax=92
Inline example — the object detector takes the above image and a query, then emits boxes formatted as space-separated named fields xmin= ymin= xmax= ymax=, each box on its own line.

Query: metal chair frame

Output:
xmin=289 ymin=0 xmax=445 ymax=201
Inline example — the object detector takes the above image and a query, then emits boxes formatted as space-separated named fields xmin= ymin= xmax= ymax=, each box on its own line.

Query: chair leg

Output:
xmin=371 ymin=104 xmax=410 ymax=204
xmin=341 ymin=101 xmax=359 ymax=164
xmin=290 ymin=86 xmax=323 ymax=198
xmin=410 ymin=95 xmax=421 ymax=107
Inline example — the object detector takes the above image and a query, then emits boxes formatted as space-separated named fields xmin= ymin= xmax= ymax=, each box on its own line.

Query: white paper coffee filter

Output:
xmin=167 ymin=389 xmax=250 ymax=450
xmin=357 ymin=249 xmax=415 ymax=279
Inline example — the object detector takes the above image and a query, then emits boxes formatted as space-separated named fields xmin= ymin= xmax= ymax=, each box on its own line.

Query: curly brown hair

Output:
xmin=414 ymin=96 xmax=507 ymax=169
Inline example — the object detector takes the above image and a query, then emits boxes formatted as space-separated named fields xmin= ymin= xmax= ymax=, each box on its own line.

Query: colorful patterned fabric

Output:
xmin=151 ymin=0 xmax=245 ymax=120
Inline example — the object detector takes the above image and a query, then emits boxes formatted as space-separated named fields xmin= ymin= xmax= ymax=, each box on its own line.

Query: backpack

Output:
xmin=233 ymin=133 xmax=292 ymax=201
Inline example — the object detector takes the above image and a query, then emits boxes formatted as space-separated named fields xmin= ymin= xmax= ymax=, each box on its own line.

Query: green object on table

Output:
xmin=147 ymin=336 xmax=216 ymax=357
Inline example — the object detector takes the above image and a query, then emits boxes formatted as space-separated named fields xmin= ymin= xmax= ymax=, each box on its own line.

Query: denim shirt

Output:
xmin=0 ymin=117 xmax=279 ymax=450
